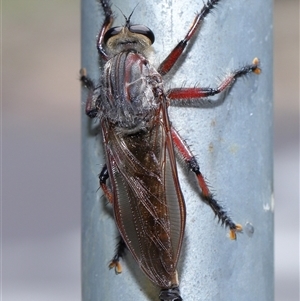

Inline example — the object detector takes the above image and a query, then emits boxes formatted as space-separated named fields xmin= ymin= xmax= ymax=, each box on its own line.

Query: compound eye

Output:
xmin=103 ymin=26 xmax=123 ymax=44
xmin=129 ymin=25 xmax=155 ymax=44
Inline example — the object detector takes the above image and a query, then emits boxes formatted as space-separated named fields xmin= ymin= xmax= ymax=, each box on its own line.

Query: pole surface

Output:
xmin=81 ymin=0 xmax=273 ymax=300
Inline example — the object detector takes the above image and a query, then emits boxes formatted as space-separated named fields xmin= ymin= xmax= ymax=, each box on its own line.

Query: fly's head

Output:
xmin=103 ymin=10 xmax=155 ymax=55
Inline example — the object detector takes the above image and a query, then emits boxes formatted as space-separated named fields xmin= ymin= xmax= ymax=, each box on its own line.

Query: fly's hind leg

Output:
xmin=167 ymin=58 xmax=259 ymax=238
xmin=171 ymin=128 xmax=242 ymax=239
xmin=99 ymin=165 xmax=127 ymax=273
xmin=109 ymin=236 xmax=127 ymax=274
xmin=99 ymin=164 xmax=114 ymax=204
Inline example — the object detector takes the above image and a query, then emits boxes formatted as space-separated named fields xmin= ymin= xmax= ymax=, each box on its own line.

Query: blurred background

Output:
xmin=2 ymin=0 xmax=299 ymax=300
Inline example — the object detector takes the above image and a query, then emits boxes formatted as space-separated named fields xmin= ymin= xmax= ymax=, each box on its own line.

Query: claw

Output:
xmin=229 ymin=223 xmax=243 ymax=240
xmin=79 ymin=67 xmax=87 ymax=77
xmin=252 ymin=57 xmax=261 ymax=75
xmin=109 ymin=260 xmax=122 ymax=274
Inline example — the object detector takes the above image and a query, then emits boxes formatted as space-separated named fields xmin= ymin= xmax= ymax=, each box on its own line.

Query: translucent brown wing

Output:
xmin=101 ymin=109 xmax=186 ymax=288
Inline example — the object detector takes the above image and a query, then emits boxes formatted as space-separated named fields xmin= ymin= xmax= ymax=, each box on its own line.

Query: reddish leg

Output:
xmin=171 ymin=127 xmax=242 ymax=239
xmin=99 ymin=164 xmax=114 ymax=204
xmin=168 ymin=58 xmax=261 ymax=101
xmin=97 ymin=0 xmax=114 ymax=60
xmin=158 ymin=0 xmax=221 ymax=76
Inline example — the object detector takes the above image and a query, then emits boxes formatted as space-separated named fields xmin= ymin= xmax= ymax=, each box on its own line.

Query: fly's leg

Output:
xmin=171 ymin=128 xmax=242 ymax=240
xmin=168 ymin=58 xmax=261 ymax=100
xmin=99 ymin=165 xmax=127 ymax=272
xmin=99 ymin=163 xmax=115 ymax=204
xmin=167 ymin=58 xmax=260 ymax=237
xmin=158 ymin=0 xmax=222 ymax=76
xmin=97 ymin=0 xmax=114 ymax=60
xmin=108 ymin=236 xmax=127 ymax=274
xmin=80 ymin=68 xmax=100 ymax=118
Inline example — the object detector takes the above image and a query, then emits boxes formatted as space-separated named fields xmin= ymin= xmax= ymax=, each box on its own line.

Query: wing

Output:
xmin=101 ymin=109 xmax=186 ymax=289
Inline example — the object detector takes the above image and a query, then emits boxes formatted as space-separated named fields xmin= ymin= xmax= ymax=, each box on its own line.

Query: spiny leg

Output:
xmin=108 ymin=236 xmax=127 ymax=274
xmin=99 ymin=165 xmax=127 ymax=271
xmin=99 ymin=164 xmax=114 ymax=204
xmin=158 ymin=0 xmax=222 ymax=76
xmin=97 ymin=0 xmax=114 ymax=60
xmin=168 ymin=58 xmax=260 ymax=100
xmin=167 ymin=59 xmax=259 ymax=236
xmin=171 ymin=127 xmax=242 ymax=239
xmin=80 ymin=79 xmax=127 ymax=272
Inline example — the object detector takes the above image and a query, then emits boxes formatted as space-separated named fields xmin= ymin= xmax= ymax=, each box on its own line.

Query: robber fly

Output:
xmin=80 ymin=0 xmax=260 ymax=300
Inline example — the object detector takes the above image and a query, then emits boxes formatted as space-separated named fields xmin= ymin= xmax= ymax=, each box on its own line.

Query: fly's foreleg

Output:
xmin=158 ymin=0 xmax=222 ymax=76
xmin=80 ymin=68 xmax=100 ymax=118
xmin=168 ymin=58 xmax=260 ymax=101
xmin=99 ymin=165 xmax=127 ymax=272
xmin=97 ymin=0 xmax=114 ymax=60
xmin=171 ymin=128 xmax=242 ymax=239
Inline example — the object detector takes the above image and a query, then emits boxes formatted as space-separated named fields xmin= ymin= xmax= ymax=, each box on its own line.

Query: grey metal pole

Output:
xmin=81 ymin=0 xmax=273 ymax=300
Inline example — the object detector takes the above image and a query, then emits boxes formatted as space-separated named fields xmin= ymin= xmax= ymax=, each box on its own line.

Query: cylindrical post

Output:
xmin=81 ymin=0 xmax=273 ymax=300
